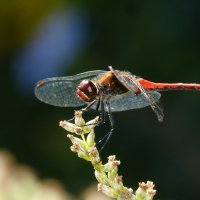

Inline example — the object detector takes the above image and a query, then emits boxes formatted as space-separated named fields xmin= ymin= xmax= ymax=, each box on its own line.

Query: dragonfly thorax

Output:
xmin=96 ymin=71 xmax=129 ymax=96
xmin=76 ymin=80 xmax=98 ymax=102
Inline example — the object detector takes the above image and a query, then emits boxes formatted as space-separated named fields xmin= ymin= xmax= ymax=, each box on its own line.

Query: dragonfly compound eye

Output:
xmin=76 ymin=80 xmax=98 ymax=102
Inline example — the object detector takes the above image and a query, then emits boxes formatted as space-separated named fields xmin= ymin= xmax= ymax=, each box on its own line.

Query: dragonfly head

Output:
xmin=76 ymin=80 xmax=98 ymax=102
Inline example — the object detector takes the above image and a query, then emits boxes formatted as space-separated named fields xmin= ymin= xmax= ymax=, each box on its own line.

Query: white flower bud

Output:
xmin=119 ymin=187 xmax=134 ymax=200
xmin=98 ymin=183 xmax=117 ymax=198
xmin=74 ymin=111 xmax=85 ymax=126
xmin=89 ymin=147 xmax=100 ymax=163
xmin=135 ymin=181 xmax=156 ymax=200
xmin=104 ymin=159 xmax=120 ymax=172
xmin=95 ymin=170 xmax=108 ymax=184
xmin=86 ymin=130 xmax=95 ymax=147
xmin=59 ymin=121 xmax=76 ymax=133
xmin=112 ymin=175 xmax=123 ymax=191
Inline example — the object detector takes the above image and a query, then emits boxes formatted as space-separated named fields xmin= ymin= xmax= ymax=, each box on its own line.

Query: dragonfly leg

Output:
xmin=95 ymin=96 xmax=101 ymax=111
xmin=98 ymin=94 xmax=106 ymax=124
xmin=67 ymin=116 xmax=75 ymax=122
xmin=80 ymin=96 xmax=104 ymax=126
xmin=81 ymin=99 xmax=97 ymax=111
xmin=98 ymin=99 xmax=115 ymax=151
xmin=85 ymin=93 xmax=106 ymax=125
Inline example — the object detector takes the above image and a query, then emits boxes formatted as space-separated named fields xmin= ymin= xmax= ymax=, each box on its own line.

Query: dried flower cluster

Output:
xmin=60 ymin=111 xmax=156 ymax=200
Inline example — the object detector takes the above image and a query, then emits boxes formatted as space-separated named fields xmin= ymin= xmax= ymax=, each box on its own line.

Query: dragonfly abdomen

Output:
xmin=138 ymin=78 xmax=200 ymax=91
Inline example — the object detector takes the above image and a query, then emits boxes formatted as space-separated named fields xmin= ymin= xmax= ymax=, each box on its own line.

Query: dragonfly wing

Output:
xmin=89 ymin=91 xmax=161 ymax=112
xmin=132 ymin=79 xmax=164 ymax=122
xmin=35 ymin=70 xmax=106 ymax=107
xmin=109 ymin=91 xmax=162 ymax=111
xmin=109 ymin=67 xmax=164 ymax=121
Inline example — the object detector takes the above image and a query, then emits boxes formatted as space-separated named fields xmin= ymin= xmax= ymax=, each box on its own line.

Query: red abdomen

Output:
xmin=138 ymin=78 xmax=200 ymax=91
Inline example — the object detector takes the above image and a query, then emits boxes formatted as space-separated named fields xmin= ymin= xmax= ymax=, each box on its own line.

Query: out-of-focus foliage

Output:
xmin=1 ymin=0 xmax=200 ymax=199
xmin=0 ymin=150 xmax=73 ymax=200
xmin=0 ymin=0 xmax=65 ymax=57
xmin=0 ymin=150 xmax=111 ymax=200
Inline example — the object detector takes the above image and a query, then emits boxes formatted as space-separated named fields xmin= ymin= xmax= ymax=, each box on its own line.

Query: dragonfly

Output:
xmin=35 ymin=66 xmax=200 ymax=147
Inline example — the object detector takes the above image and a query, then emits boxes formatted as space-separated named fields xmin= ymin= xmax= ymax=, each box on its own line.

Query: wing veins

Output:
xmin=35 ymin=70 xmax=106 ymax=107
xmin=109 ymin=67 xmax=164 ymax=121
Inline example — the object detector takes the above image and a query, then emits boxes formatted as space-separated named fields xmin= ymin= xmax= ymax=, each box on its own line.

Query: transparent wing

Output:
xmin=90 ymin=90 xmax=161 ymax=112
xmin=133 ymin=79 xmax=164 ymax=122
xmin=109 ymin=66 xmax=164 ymax=121
xmin=35 ymin=70 xmax=106 ymax=107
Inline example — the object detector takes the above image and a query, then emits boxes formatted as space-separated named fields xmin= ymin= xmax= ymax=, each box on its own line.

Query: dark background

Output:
xmin=1 ymin=1 xmax=200 ymax=199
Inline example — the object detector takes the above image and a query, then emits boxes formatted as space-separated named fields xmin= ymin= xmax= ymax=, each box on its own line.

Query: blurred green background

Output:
xmin=1 ymin=0 xmax=200 ymax=199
